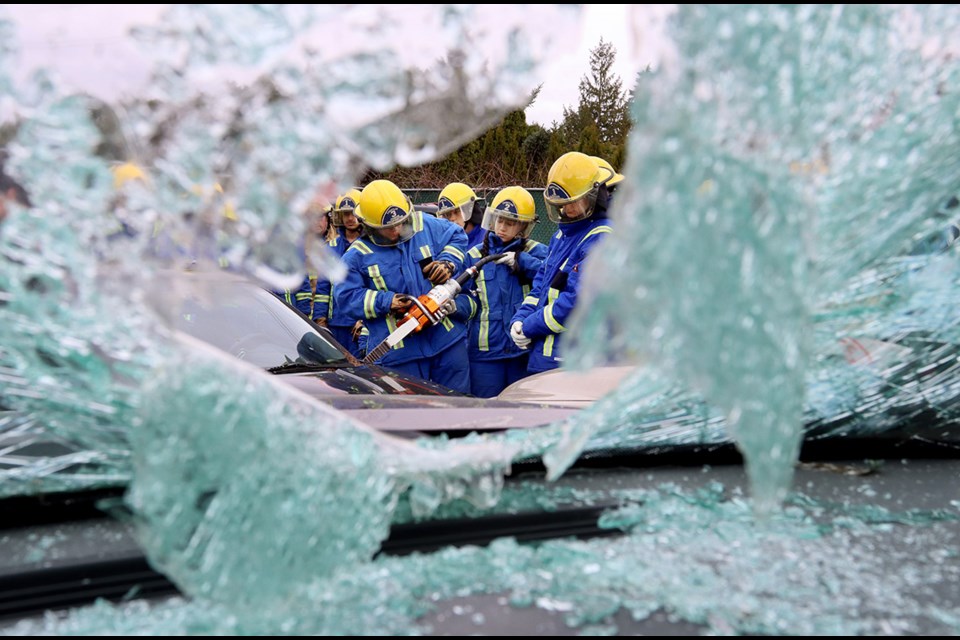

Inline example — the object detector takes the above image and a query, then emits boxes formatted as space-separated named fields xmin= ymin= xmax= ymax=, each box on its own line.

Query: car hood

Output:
xmin=279 ymin=368 xmax=578 ymax=434
xmin=497 ymin=365 xmax=638 ymax=408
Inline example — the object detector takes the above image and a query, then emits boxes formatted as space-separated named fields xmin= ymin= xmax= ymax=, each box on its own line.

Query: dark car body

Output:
xmin=171 ymin=273 xmax=578 ymax=435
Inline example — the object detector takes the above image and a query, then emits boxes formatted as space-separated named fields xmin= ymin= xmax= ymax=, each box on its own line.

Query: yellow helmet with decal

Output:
xmin=332 ymin=187 xmax=362 ymax=227
xmin=543 ymin=151 xmax=613 ymax=223
xmin=481 ymin=186 xmax=538 ymax=239
xmin=436 ymin=182 xmax=477 ymax=227
xmin=355 ymin=180 xmax=415 ymax=246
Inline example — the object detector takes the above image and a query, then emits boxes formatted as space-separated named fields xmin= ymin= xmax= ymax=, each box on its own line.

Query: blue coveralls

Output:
xmin=272 ymin=274 xmax=314 ymax=319
xmin=466 ymin=223 xmax=484 ymax=248
xmin=511 ymin=205 xmax=612 ymax=374
xmin=335 ymin=211 xmax=471 ymax=393
xmin=313 ymin=230 xmax=364 ymax=356
xmin=460 ymin=234 xmax=547 ymax=397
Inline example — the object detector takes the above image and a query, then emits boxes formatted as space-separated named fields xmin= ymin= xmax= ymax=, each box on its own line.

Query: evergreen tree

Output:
xmin=578 ymin=38 xmax=631 ymax=146
xmin=521 ymin=127 xmax=550 ymax=183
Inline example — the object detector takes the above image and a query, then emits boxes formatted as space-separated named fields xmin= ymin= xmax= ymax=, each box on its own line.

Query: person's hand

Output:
xmin=350 ymin=320 xmax=364 ymax=342
xmin=495 ymin=252 xmax=516 ymax=270
xmin=422 ymin=260 xmax=455 ymax=284
xmin=391 ymin=294 xmax=414 ymax=312
xmin=510 ymin=321 xmax=530 ymax=349
xmin=314 ymin=316 xmax=328 ymax=328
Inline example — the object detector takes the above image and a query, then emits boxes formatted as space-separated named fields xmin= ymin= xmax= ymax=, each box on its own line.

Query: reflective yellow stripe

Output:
xmin=544 ymin=287 xmax=565 ymax=333
xmin=524 ymin=239 xmax=540 ymax=251
xmin=367 ymin=265 xmax=387 ymax=291
xmin=468 ymin=246 xmax=483 ymax=259
xmin=295 ymin=292 xmax=312 ymax=301
xmin=443 ymin=245 xmax=464 ymax=262
xmin=351 ymin=240 xmax=373 ymax=255
xmin=584 ymin=225 xmax=612 ymax=240
xmin=283 ymin=291 xmax=293 ymax=305
xmin=412 ymin=211 xmax=423 ymax=232
xmin=543 ymin=250 xmax=568 ymax=356
xmin=313 ymin=295 xmax=330 ymax=303
xmin=522 ymin=284 xmax=530 ymax=297
xmin=442 ymin=317 xmax=453 ymax=331
xmin=467 ymin=296 xmax=478 ymax=319
xmin=544 ymin=307 xmax=565 ymax=333
xmin=218 ymin=256 xmax=229 ymax=268
xmin=522 ymin=295 xmax=538 ymax=306
xmin=420 ymin=245 xmax=432 ymax=260
xmin=385 ymin=314 xmax=404 ymax=349
xmin=363 ymin=290 xmax=378 ymax=319
xmin=478 ymin=271 xmax=490 ymax=351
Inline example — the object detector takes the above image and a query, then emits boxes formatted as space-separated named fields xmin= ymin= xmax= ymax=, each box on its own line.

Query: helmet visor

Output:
xmin=481 ymin=207 xmax=536 ymax=239
xmin=544 ymin=187 xmax=599 ymax=224
xmin=437 ymin=200 xmax=472 ymax=225
xmin=364 ymin=217 xmax=414 ymax=246
xmin=332 ymin=206 xmax=359 ymax=228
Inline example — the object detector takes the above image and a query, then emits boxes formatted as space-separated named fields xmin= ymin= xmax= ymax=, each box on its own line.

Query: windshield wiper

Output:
xmin=265 ymin=361 xmax=348 ymax=374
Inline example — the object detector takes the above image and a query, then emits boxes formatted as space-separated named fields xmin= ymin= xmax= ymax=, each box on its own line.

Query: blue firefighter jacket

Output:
xmin=466 ymin=223 xmax=484 ymax=248
xmin=460 ymin=234 xmax=547 ymax=362
xmin=312 ymin=230 xmax=357 ymax=328
xmin=335 ymin=211 xmax=469 ymax=367
xmin=272 ymin=274 xmax=314 ymax=319
xmin=511 ymin=212 xmax=612 ymax=373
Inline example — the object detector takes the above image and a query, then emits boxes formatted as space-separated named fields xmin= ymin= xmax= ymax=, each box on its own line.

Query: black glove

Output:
xmin=422 ymin=260 xmax=455 ymax=284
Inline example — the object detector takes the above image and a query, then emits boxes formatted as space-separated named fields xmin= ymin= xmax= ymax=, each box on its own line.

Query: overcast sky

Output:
xmin=4 ymin=4 xmax=671 ymax=127
xmin=525 ymin=4 xmax=673 ymax=126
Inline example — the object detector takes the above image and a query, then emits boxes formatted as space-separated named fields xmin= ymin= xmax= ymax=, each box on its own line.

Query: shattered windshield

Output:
xmin=3 ymin=4 xmax=960 ymax=636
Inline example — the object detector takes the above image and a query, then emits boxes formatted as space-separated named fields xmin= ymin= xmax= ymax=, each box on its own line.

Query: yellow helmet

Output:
xmin=436 ymin=182 xmax=477 ymax=226
xmin=112 ymin=162 xmax=147 ymax=190
xmin=332 ymin=187 xmax=362 ymax=227
xmin=543 ymin=151 xmax=612 ymax=223
xmin=481 ymin=186 xmax=538 ymax=239
xmin=355 ymin=180 xmax=415 ymax=246
xmin=590 ymin=156 xmax=625 ymax=188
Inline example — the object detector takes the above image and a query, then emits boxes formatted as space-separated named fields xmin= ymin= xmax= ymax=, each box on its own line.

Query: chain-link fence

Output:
xmin=403 ymin=187 xmax=557 ymax=247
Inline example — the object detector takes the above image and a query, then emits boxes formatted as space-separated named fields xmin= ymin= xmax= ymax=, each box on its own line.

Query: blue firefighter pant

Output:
xmin=329 ymin=325 xmax=363 ymax=358
xmin=388 ymin=337 xmax=470 ymax=395
xmin=469 ymin=355 xmax=530 ymax=398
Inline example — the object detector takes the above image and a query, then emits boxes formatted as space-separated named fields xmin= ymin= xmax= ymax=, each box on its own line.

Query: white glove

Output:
xmin=495 ymin=252 xmax=516 ymax=269
xmin=510 ymin=320 xmax=531 ymax=349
